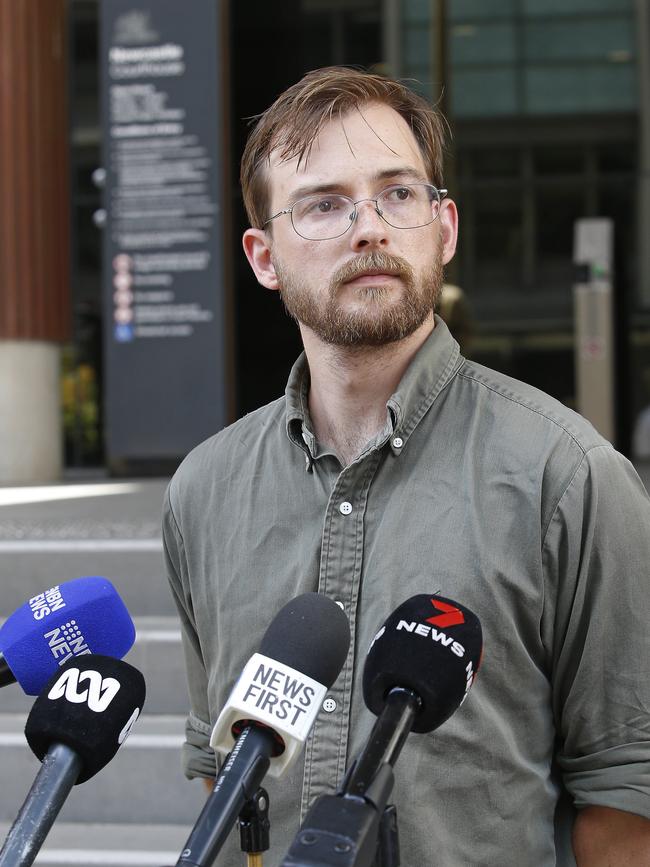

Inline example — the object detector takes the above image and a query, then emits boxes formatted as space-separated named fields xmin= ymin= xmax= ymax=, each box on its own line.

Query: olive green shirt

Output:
xmin=163 ymin=318 xmax=650 ymax=866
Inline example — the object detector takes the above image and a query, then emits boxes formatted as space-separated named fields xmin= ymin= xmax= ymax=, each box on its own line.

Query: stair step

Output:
xmin=0 ymin=542 xmax=174 ymax=618
xmin=0 ymin=822 xmax=190 ymax=866
xmin=0 ymin=713 xmax=206 ymax=825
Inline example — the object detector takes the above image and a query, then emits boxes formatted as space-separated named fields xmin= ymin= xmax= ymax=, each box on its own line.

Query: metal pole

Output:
xmin=0 ymin=743 xmax=82 ymax=867
xmin=636 ymin=0 xmax=650 ymax=307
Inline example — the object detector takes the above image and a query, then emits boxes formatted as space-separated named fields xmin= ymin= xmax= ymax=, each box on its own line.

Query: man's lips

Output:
xmin=343 ymin=271 xmax=401 ymax=284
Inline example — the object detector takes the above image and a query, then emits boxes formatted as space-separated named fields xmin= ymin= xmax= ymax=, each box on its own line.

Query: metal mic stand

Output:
xmin=238 ymin=787 xmax=270 ymax=867
xmin=281 ymin=687 xmax=419 ymax=867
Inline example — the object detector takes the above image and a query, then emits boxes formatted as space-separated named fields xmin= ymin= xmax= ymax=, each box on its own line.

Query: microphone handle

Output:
xmin=0 ymin=653 xmax=17 ymax=688
xmin=281 ymin=688 xmax=420 ymax=867
xmin=343 ymin=687 xmax=420 ymax=798
xmin=0 ymin=742 xmax=83 ymax=867
xmin=176 ymin=724 xmax=277 ymax=867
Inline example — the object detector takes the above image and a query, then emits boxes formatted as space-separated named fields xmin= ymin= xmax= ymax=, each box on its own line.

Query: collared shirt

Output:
xmin=163 ymin=318 xmax=650 ymax=866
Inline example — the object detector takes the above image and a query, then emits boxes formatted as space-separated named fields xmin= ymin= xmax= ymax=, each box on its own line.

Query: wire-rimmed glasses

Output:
xmin=263 ymin=183 xmax=448 ymax=241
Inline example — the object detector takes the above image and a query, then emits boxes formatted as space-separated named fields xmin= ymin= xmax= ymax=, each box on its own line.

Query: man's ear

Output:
xmin=439 ymin=199 xmax=459 ymax=266
xmin=242 ymin=228 xmax=279 ymax=291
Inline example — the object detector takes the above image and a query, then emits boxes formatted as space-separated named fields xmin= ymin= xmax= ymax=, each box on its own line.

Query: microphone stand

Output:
xmin=281 ymin=687 xmax=420 ymax=867
xmin=238 ymin=787 xmax=270 ymax=867
xmin=0 ymin=743 xmax=83 ymax=867
xmin=175 ymin=725 xmax=276 ymax=867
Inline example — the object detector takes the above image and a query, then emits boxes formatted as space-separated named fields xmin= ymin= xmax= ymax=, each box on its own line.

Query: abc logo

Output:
xmin=48 ymin=667 xmax=121 ymax=713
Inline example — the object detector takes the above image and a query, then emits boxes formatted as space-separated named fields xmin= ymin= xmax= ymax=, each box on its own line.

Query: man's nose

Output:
xmin=348 ymin=198 xmax=389 ymax=248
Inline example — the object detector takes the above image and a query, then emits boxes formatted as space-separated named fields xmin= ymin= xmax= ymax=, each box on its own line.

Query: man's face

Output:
xmin=244 ymin=102 xmax=457 ymax=348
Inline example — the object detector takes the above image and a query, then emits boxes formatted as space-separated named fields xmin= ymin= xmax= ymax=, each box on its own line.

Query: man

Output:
xmin=163 ymin=67 xmax=650 ymax=865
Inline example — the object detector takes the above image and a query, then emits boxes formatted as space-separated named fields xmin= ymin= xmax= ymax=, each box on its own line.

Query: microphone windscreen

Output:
xmin=25 ymin=654 xmax=146 ymax=784
xmin=0 ymin=576 xmax=136 ymax=695
xmin=363 ymin=594 xmax=483 ymax=733
xmin=259 ymin=593 xmax=350 ymax=688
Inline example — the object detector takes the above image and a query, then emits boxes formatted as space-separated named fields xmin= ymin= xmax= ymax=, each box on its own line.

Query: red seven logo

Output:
xmin=426 ymin=598 xmax=465 ymax=628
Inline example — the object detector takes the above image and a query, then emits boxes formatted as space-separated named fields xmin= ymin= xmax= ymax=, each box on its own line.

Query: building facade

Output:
xmin=4 ymin=0 xmax=648 ymax=477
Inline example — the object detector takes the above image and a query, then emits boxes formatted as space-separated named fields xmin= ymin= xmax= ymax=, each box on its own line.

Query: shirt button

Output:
xmin=322 ymin=697 xmax=337 ymax=713
xmin=339 ymin=501 xmax=352 ymax=515
xmin=392 ymin=436 xmax=404 ymax=449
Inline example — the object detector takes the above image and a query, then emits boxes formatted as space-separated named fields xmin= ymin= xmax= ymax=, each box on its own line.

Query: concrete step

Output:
xmin=0 ymin=713 xmax=206 ymax=825
xmin=0 ymin=821 xmax=191 ymax=866
xmin=1 ymin=618 xmax=191 ymax=715
xmin=0 ymin=541 xmax=174 ymax=618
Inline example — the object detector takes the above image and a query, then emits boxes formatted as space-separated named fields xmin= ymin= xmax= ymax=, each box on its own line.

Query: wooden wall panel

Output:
xmin=0 ymin=0 xmax=70 ymax=341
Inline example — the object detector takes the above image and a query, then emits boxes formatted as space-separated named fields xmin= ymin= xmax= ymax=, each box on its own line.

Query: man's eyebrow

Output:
xmin=285 ymin=167 xmax=430 ymax=205
xmin=286 ymin=182 xmax=343 ymax=202
xmin=373 ymin=167 xmax=430 ymax=185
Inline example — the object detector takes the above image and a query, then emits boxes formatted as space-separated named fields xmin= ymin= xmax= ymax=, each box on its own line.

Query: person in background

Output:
xmin=163 ymin=66 xmax=650 ymax=866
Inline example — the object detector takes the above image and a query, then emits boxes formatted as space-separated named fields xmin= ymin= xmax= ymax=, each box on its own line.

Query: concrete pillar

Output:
xmin=0 ymin=343 xmax=62 ymax=483
xmin=0 ymin=0 xmax=70 ymax=483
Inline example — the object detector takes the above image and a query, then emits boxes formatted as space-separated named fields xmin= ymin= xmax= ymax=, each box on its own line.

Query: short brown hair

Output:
xmin=240 ymin=66 xmax=448 ymax=229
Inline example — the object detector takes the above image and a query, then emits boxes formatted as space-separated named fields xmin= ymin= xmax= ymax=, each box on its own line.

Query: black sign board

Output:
xmin=100 ymin=0 xmax=230 ymax=469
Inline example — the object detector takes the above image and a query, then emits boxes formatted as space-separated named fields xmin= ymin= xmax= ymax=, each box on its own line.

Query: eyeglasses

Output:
xmin=263 ymin=183 xmax=448 ymax=241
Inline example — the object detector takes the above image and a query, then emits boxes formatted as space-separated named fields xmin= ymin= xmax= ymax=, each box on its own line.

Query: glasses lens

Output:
xmin=292 ymin=194 xmax=354 ymax=240
xmin=378 ymin=184 xmax=441 ymax=229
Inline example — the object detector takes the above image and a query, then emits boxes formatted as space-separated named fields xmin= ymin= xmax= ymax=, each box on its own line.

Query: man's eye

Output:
xmin=388 ymin=187 xmax=411 ymax=202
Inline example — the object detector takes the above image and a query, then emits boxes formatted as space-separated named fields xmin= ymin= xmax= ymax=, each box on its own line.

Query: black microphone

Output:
xmin=175 ymin=592 xmax=351 ymax=867
xmin=0 ymin=655 xmax=146 ymax=867
xmin=282 ymin=594 xmax=483 ymax=867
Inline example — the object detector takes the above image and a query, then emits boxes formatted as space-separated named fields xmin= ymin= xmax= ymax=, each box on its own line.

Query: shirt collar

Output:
xmin=285 ymin=316 xmax=462 ymax=457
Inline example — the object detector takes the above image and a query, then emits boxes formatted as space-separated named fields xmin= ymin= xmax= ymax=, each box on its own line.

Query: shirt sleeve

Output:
xmin=162 ymin=482 xmax=218 ymax=781
xmin=544 ymin=445 xmax=650 ymax=817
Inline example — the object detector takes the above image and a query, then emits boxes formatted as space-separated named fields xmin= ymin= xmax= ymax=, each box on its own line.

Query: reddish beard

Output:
xmin=276 ymin=247 xmax=444 ymax=347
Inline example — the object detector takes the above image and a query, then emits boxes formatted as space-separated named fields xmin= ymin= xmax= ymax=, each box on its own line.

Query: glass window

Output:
xmin=524 ymin=17 xmax=634 ymax=62
xmin=449 ymin=0 xmax=517 ymax=21
xmin=535 ymin=146 xmax=585 ymax=175
xmin=525 ymin=64 xmax=637 ymax=113
xmin=472 ymin=188 xmax=523 ymax=292
xmin=523 ymin=0 xmax=634 ymax=16
xmin=451 ymin=69 xmax=518 ymax=116
xmin=535 ymin=185 xmax=586 ymax=290
xmin=472 ymin=148 xmax=521 ymax=178
xmin=598 ymin=142 xmax=636 ymax=172
xmin=450 ymin=22 xmax=517 ymax=64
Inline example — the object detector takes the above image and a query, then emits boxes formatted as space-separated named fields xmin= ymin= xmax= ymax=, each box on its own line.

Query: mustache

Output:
xmin=330 ymin=252 xmax=414 ymax=289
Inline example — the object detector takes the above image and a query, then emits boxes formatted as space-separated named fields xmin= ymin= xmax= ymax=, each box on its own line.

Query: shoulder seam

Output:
xmin=541 ymin=443 xmax=613 ymax=545
xmin=458 ymin=369 xmax=596 ymax=455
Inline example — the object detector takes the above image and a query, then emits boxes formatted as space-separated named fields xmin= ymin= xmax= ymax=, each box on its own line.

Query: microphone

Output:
xmin=175 ymin=592 xmax=351 ymax=867
xmin=0 ymin=576 xmax=136 ymax=695
xmin=0 ymin=654 xmax=146 ymax=867
xmin=282 ymin=594 xmax=483 ymax=867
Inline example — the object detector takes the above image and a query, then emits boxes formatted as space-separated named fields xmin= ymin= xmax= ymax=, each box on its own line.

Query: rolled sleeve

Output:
xmin=544 ymin=445 xmax=650 ymax=818
xmin=561 ymin=743 xmax=650 ymax=816
xmin=182 ymin=711 xmax=217 ymax=780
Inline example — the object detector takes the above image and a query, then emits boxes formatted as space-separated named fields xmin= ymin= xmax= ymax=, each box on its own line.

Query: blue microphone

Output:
xmin=0 ymin=576 xmax=136 ymax=694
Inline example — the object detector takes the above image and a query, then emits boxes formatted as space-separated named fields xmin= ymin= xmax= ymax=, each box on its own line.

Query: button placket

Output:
xmin=301 ymin=455 xmax=382 ymax=819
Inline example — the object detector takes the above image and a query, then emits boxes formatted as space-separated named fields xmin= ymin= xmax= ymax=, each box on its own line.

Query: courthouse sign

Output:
xmin=100 ymin=0 xmax=230 ymax=469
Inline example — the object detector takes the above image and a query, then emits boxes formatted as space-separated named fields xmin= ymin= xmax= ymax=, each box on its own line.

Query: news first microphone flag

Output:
xmin=0 ymin=576 xmax=136 ymax=694
xmin=211 ymin=592 xmax=350 ymax=777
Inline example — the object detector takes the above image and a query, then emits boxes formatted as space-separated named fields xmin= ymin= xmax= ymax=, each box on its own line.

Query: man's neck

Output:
xmin=301 ymin=316 xmax=435 ymax=466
